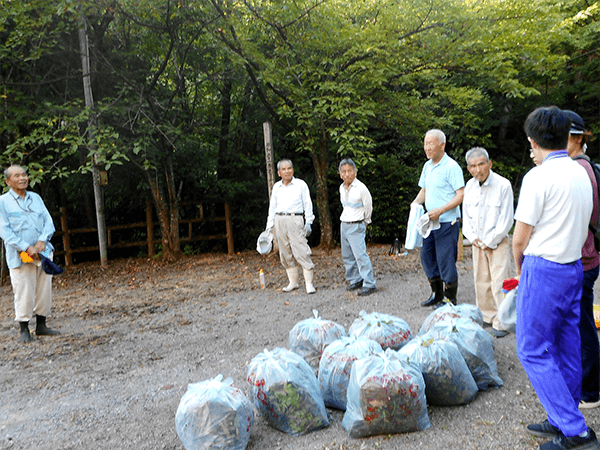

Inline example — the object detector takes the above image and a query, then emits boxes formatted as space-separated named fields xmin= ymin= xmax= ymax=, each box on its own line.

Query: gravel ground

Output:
xmin=1 ymin=244 xmax=600 ymax=450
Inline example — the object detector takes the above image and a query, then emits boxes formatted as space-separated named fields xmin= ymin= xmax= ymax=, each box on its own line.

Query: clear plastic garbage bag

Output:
xmin=426 ymin=317 xmax=503 ymax=390
xmin=318 ymin=336 xmax=383 ymax=410
xmin=175 ymin=374 xmax=254 ymax=450
xmin=348 ymin=310 xmax=412 ymax=351
xmin=398 ymin=336 xmax=478 ymax=406
xmin=246 ymin=348 xmax=329 ymax=436
xmin=289 ymin=309 xmax=347 ymax=374
xmin=342 ymin=349 xmax=430 ymax=438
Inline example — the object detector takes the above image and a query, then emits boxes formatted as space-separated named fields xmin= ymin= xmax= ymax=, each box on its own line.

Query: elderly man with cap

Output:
xmin=412 ymin=129 xmax=465 ymax=307
xmin=515 ymin=106 xmax=597 ymax=449
xmin=462 ymin=147 xmax=514 ymax=338
xmin=565 ymin=110 xmax=600 ymax=410
xmin=265 ymin=159 xmax=316 ymax=294
xmin=0 ymin=165 xmax=60 ymax=343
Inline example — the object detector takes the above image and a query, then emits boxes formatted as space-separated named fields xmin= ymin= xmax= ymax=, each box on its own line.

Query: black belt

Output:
xmin=343 ymin=220 xmax=364 ymax=224
xmin=276 ymin=213 xmax=303 ymax=216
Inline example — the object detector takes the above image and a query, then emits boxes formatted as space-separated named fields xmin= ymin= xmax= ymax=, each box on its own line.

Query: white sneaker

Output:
xmin=579 ymin=399 xmax=600 ymax=409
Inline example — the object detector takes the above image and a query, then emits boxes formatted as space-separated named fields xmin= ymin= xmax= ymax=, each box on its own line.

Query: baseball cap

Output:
xmin=563 ymin=110 xmax=585 ymax=135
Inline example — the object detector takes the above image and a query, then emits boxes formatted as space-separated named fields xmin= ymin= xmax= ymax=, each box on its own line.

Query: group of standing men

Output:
xmin=2 ymin=105 xmax=599 ymax=449
xmin=265 ymin=158 xmax=377 ymax=297
xmin=263 ymin=107 xmax=600 ymax=450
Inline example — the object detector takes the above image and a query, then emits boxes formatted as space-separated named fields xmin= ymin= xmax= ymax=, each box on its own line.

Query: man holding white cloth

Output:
xmin=462 ymin=147 xmax=514 ymax=338
xmin=265 ymin=159 xmax=316 ymax=294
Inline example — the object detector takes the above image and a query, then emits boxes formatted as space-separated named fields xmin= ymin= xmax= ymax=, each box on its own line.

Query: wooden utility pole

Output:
xmin=263 ymin=122 xmax=276 ymax=197
xmin=78 ymin=5 xmax=108 ymax=267
xmin=263 ymin=122 xmax=278 ymax=252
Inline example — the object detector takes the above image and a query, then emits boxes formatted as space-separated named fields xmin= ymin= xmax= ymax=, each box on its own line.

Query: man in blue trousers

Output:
xmin=338 ymin=158 xmax=376 ymax=296
xmin=513 ymin=106 xmax=598 ymax=450
xmin=412 ymin=129 xmax=464 ymax=307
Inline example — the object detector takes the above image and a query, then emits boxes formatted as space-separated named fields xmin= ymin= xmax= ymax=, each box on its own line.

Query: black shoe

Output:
xmin=540 ymin=428 xmax=598 ymax=450
xmin=489 ymin=328 xmax=509 ymax=338
xmin=357 ymin=287 xmax=377 ymax=296
xmin=347 ymin=280 xmax=363 ymax=291
xmin=35 ymin=315 xmax=60 ymax=336
xmin=527 ymin=420 xmax=560 ymax=438
xmin=18 ymin=322 xmax=32 ymax=344
xmin=444 ymin=281 xmax=458 ymax=305
xmin=422 ymin=277 xmax=444 ymax=307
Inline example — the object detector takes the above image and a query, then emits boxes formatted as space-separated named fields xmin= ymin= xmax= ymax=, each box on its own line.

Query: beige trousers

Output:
xmin=473 ymin=237 xmax=510 ymax=330
xmin=10 ymin=261 xmax=53 ymax=322
xmin=274 ymin=215 xmax=314 ymax=270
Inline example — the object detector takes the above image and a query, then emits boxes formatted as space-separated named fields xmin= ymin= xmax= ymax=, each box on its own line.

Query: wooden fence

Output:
xmin=54 ymin=199 xmax=234 ymax=265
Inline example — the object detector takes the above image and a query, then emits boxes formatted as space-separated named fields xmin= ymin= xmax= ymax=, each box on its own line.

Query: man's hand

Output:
xmin=428 ymin=208 xmax=443 ymax=221
xmin=472 ymin=239 xmax=488 ymax=250
xmin=26 ymin=245 xmax=39 ymax=260
xmin=304 ymin=223 xmax=312 ymax=237
xmin=34 ymin=241 xmax=46 ymax=253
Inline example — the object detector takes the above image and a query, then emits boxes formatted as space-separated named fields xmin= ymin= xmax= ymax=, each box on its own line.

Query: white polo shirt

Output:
xmin=515 ymin=151 xmax=592 ymax=264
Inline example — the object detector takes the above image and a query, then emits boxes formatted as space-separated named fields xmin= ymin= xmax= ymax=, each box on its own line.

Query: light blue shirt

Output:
xmin=0 ymin=189 xmax=55 ymax=269
xmin=418 ymin=153 xmax=465 ymax=223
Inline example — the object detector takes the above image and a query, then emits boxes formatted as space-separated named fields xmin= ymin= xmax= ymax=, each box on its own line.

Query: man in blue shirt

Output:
xmin=0 ymin=165 xmax=59 ymax=343
xmin=412 ymin=129 xmax=465 ymax=307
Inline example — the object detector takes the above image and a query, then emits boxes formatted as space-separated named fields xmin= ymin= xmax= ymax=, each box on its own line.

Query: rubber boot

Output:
xmin=282 ymin=267 xmax=300 ymax=292
xmin=18 ymin=321 xmax=32 ymax=344
xmin=421 ymin=277 xmax=444 ymax=307
xmin=444 ymin=282 xmax=458 ymax=305
xmin=303 ymin=268 xmax=316 ymax=294
xmin=35 ymin=315 xmax=60 ymax=336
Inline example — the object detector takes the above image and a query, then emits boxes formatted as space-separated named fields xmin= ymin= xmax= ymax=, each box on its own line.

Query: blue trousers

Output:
xmin=420 ymin=221 xmax=459 ymax=283
xmin=341 ymin=222 xmax=376 ymax=289
xmin=517 ymin=256 xmax=587 ymax=437
xmin=580 ymin=265 xmax=600 ymax=403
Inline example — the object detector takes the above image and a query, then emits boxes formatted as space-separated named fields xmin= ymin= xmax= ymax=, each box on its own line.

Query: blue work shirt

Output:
xmin=418 ymin=153 xmax=465 ymax=223
xmin=0 ymin=189 xmax=55 ymax=269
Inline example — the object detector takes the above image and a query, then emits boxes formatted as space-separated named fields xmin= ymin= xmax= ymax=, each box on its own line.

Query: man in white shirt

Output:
xmin=265 ymin=160 xmax=316 ymax=294
xmin=514 ymin=106 xmax=597 ymax=449
xmin=462 ymin=147 xmax=514 ymax=338
xmin=338 ymin=158 xmax=376 ymax=296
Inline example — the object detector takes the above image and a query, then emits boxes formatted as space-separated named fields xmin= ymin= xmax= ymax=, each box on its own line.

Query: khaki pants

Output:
xmin=10 ymin=262 xmax=53 ymax=322
xmin=274 ymin=215 xmax=314 ymax=270
xmin=473 ymin=237 xmax=510 ymax=330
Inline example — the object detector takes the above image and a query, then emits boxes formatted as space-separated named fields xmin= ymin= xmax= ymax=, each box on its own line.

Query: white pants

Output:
xmin=10 ymin=262 xmax=53 ymax=322
xmin=473 ymin=237 xmax=511 ymax=330
xmin=274 ymin=215 xmax=314 ymax=270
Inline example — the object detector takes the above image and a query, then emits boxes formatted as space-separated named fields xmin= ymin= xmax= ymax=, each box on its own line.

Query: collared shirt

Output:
xmin=0 ymin=189 xmax=55 ymax=269
xmin=266 ymin=176 xmax=315 ymax=229
xmin=462 ymin=170 xmax=514 ymax=249
xmin=515 ymin=151 xmax=592 ymax=264
xmin=418 ymin=153 xmax=465 ymax=223
xmin=339 ymin=178 xmax=373 ymax=224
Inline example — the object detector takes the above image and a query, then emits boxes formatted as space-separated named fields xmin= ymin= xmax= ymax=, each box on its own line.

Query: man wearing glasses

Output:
xmin=0 ymin=165 xmax=59 ymax=343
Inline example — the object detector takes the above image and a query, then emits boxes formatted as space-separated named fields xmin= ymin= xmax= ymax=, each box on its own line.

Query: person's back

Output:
xmin=519 ymin=156 xmax=592 ymax=263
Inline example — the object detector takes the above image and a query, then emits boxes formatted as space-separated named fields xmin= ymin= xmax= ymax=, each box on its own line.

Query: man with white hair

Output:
xmin=0 ymin=165 xmax=59 ymax=343
xmin=265 ymin=159 xmax=316 ymax=294
xmin=412 ymin=129 xmax=465 ymax=307
xmin=462 ymin=147 xmax=514 ymax=338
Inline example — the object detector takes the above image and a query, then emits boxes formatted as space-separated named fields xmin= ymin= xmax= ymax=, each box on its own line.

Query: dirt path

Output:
xmin=1 ymin=245 xmax=599 ymax=450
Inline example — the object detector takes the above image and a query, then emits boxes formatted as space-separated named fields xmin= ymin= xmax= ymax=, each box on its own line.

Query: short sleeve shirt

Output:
xmin=418 ymin=153 xmax=465 ymax=223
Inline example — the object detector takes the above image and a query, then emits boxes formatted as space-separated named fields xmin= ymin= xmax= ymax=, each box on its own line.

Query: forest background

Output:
xmin=0 ymin=0 xmax=598 ymax=263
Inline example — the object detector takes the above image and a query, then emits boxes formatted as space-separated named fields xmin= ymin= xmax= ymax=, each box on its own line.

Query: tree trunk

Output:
xmin=77 ymin=5 xmax=108 ymax=267
xmin=311 ymin=140 xmax=333 ymax=250
xmin=145 ymin=165 xmax=182 ymax=262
